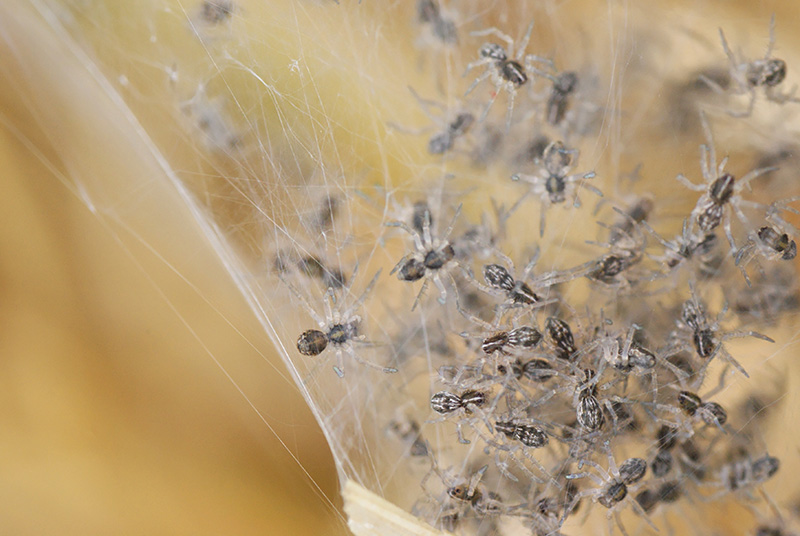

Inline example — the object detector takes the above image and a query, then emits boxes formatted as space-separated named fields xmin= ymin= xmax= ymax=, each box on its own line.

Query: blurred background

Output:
xmin=0 ymin=7 xmax=347 ymax=531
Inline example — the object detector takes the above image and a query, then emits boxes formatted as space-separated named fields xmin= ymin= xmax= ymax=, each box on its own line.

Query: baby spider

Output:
xmin=677 ymin=112 xmax=775 ymax=250
xmin=289 ymin=269 xmax=397 ymax=378
xmin=387 ymin=204 xmax=466 ymax=309
xmin=430 ymin=389 xmax=490 ymax=444
xmin=735 ymin=226 xmax=797 ymax=285
xmin=564 ymin=445 xmax=653 ymax=534
xmin=416 ymin=0 xmax=458 ymax=46
xmin=584 ymin=207 xmax=649 ymax=288
xmin=702 ymin=15 xmax=799 ymax=118
xmin=544 ymin=71 xmax=579 ymax=126
xmin=510 ymin=140 xmax=601 ymax=236
xmin=420 ymin=463 xmax=504 ymax=527
xmin=706 ymin=453 xmax=780 ymax=500
xmin=470 ymin=248 xmax=573 ymax=318
xmin=672 ymin=285 xmax=774 ymax=382
xmin=464 ymin=20 xmax=554 ymax=130
xmin=736 ymin=202 xmax=798 ymax=285
xmin=393 ymin=87 xmax=474 ymax=155
xmin=544 ymin=316 xmax=578 ymax=361
xmin=200 ymin=1 xmax=234 ymax=24
xmin=641 ymin=217 xmax=720 ymax=274
xmin=676 ymin=390 xmax=728 ymax=430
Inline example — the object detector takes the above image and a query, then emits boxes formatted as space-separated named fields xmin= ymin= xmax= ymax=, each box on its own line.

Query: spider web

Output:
xmin=6 ymin=0 xmax=800 ymax=535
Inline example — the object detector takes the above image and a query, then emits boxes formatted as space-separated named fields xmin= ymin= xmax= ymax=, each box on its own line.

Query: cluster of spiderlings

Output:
xmin=269 ymin=9 xmax=800 ymax=536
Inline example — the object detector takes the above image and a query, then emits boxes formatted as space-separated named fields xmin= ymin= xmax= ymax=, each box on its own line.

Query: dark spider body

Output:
xmin=483 ymin=264 xmax=540 ymax=304
xmin=757 ymin=226 xmax=797 ymax=260
xmin=428 ymin=113 xmax=474 ymax=154
xmin=478 ymin=44 xmax=527 ymax=86
xmin=495 ymin=421 xmax=549 ymax=448
xmin=678 ymin=390 xmax=702 ymax=416
xmin=398 ymin=258 xmax=426 ymax=282
xmin=746 ymin=58 xmax=787 ymax=87
xmin=698 ymin=401 xmax=727 ymax=426
xmin=618 ymin=458 xmax=647 ymax=484
xmin=656 ymin=425 xmax=679 ymax=451
xmin=635 ymin=489 xmax=659 ymax=513
xmin=522 ymin=358 xmax=555 ymax=382
xmin=297 ymin=329 xmax=329 ymax=356
xmin=651 ymin=450 xmax=673 ymax=477
xmin=546 ymin=71 xmax=578 ymax=125
xmin=481 ymin=326 xmax=542 ymax=354
xmin=424 ymin=244 xmax=456 ymax=270
xmin=545 ymin=317 xmax=577 ymax=360
xmin=577 ymin=392 xmax=604 ymax=431
xmin=598 ymin=481 xmax=627 ymax=508
xmin=695 ymin=173 xmax=735 ymax=232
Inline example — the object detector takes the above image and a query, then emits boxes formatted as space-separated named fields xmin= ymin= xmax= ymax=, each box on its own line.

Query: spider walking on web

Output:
xmin=676 ymin=111 xmax=776 ymax=251
xmin=387 ymin=203 xmax=470 ymax=310
xmin=701 ymin=15 xmax=800 ymax=118
xmin=464 ymin=20 xmax=554 ymax=130
xmin=285 ymin=267 xmax=398 ymax=378
xmin=510 ymin=140 xmax=602 ymax=237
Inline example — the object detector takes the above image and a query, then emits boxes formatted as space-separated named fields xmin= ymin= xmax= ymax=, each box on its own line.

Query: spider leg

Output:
xmin=514 ymin=20 xmax=535 ymax=59
xmin=279 ymin=274 xmax=326 ymax=326
xmin=699 ymin=111 xmax=717 ymax=175
xmin=729 ymin=89 xmax=757 ymax=118
xmin=738 ymin=165 xmax=779 ymax=190
xmin=718 ymin=27 xmax=739 ymax=73
xmin=723 ymin=211 xmax=737 ymax=253
xmin=408 ymin=85 xmax=447 ymax=117
xmin=411 ymin=278 xmax=430 ymax=311
xmin=539 ymin=196 xmax=549 ymax=237
xmin=478 ymin=86 xmax=501 ymax=124
xmin=699 ymin=73 xmax=727 ymax=95
xmin=347 ymin=344 xmax=398 ymax=374
xmin=675 ymin=173 xmax=706 ymax=192
xmin=386 ymin=220 xmax=425 ymax=251
xmin=470 ymin=26 xmax=514 ymax=48
xmin=765 ymin=13 xmax=777 ymax=59
xmin=464 ymin=68 xmax=491 ymax=96
xmin=578 ymin=172 xmax=603 ymax=197
xmin=342 ymin=269 xmax=382 ymax=319
xmin=504 ymin=85 xmax=517 ymax=132
xmin=333 ymin=348 xmax=345 ymax=378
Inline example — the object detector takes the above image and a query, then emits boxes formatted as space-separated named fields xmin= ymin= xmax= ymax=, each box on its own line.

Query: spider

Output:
xmin=468 ymin=248 xmax=572 ymax=319
xmin=544 ymin=316 xmax=578 ymax=361
xmin=544 ymin=71 xmax=579 ymax=126
xmin=671 ymin=285 xmax=774 ymax=382
xmin=606 ymin=196 xmax=654 ymax=248
xmin=288 ymin=269 xmax=397 ymax=378
xmin=705 ymin=453 xmax=780 ymax=500
xmin=736 ymin=201 xmax=798 ymax=285
xmin=416 ymin=0 xmax=458 ymax=46
xmin=510 ymin=140 xmax=602 ymax=236
xmin=584 ymin=321 xmax=660 ymax=405
xmin=430 ymin=389 xmax=491 ymax=444
xmin=701 ymin=15 xmax=799 ymax=118
xmin=464 ymin=20 xmax=554 ymax=130
xmin=641 ymin=217 xmax=721 ymax=276
xmin=200 ymin=1 xmax=235 ymax=24
xmin=387 ymin=204 xmax=466 ymax=310
xmin=676 ymin=112 xmax=776 ymax=250
xmin=564 ymin=445 xmax=653 ymax=534
xmin=393 ymin=88 xmax=474 ymax=155
xmin=679 ymin=391 xmax=728 ymax=428
xmin=420 ymin=463 xmax=504 ymax=528
xmin=584 ymin=207 xmax=649 ymax=288
xmin=273 ymin=249 xmax=347 ymax=290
